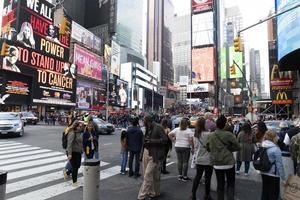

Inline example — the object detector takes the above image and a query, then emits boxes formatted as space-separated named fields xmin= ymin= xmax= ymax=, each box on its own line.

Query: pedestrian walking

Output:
xmin=207 ymin=115 xmax=240 ymax=200
xmin=260 ymin=130 xmax=286 ymax=200
xmin=127 ymin=117 xmax=143 ymax=177
xmin=290 ymin=131 xmax=300 ymax=176
xmin=169 ymin=118 xmax=194 ymax=182
xmin=120 ymin=129 xmax=128 ymax=175
xmin=138 ymin=115 xmax=168 ymax=200
xmin=82 ymin=121 xmax=97 ymax=160
xmin=191 ymin=117 xmax=213 ymax=200
xmin=236 ymin=123 xmax=256 ymax=176
xmin=66 ymin=121 xmax=83 ymax=187
xmin=161 ymin=119 xmax=171 ymax=174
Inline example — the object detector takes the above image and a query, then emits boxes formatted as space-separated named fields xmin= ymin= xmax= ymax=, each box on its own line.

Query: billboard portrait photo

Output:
xmin=192 ymin=47 xmax=215 ymax=83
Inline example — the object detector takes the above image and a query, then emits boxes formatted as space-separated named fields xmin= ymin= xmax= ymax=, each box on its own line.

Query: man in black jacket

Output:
xmin=138 ymin=115 xmax=168 ymax=200
xmin=127 ymin=117 xmax=143 ymax=177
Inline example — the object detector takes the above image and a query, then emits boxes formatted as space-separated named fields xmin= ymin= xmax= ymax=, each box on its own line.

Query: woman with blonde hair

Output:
xmin=17 ymin=22 xmax=35 ymax=48
xmin=260 ymin=130 xmax=286 ymax=200
xmin=169 ymin=118 xmax=194 ymax=181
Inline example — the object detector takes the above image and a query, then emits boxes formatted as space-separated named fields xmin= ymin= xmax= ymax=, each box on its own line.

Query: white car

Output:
xmin=0 ymin=112 xmax=24 ymax=137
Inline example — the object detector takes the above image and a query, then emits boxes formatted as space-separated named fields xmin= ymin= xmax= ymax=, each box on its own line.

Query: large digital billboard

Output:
xmin=192 ymin=47 xmax=215 ymax=83
xmin=76 ymin=80 xmax=106 ymax=110
xmin=276 ymin=0 xmax=300 ymax=69
xmin=0 ymin=69 xmax=32 ymax=105
xmin=192 ymin=0 xmax=213 ymax=14
xmin=109 ymin=78 xmax=128 ymax=107
xmin=74 ymin=44 xmax=103 ymax=81
xmin=192 ymin=12 xmax=214 ymax=47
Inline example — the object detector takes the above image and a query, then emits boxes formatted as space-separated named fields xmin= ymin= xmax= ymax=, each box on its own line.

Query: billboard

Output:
xmin=276 ymin=0 xmax=300 ymax=61
xmin=0 ymin=40 xmax=77 ymax=106
xmin=192 ymin=47 xmax=215 ymax=83
xmin=192 ymin=0 xmax=213 ymax=14
xmin=0 ymin=69 xmax=32 ymax=105
xmin=111 ymin=40 xmax=120 ymax=76
xmin=71 ymin=21 xmax=101 ymax=53
xmin=271 ymin=90 xmax=293 ymax=105
xmin=220 ymin=47 xmax=243 ymax=80
xmin=109 ymin=78 xmax=128 ymax=107
xmin=73 ymin=44 xmax=103 ymax=80
xmin=192 ymin=11 xmax=214 ymax=46
xmin=76 ymin=80 xmax=106 ymax=110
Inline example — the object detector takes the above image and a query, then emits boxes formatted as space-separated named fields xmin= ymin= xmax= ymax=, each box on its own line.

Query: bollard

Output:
xmin=83 ymin=159 xmax=100 ymax=200
xmin=0 ymin=171 xmax=7 ymax=200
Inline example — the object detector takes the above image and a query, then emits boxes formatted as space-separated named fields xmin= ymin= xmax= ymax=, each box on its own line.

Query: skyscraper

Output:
xmin=147 ymin=0 xmax=174 ymax=86
xmin=173 ymin=14 xmax=191 ymax=84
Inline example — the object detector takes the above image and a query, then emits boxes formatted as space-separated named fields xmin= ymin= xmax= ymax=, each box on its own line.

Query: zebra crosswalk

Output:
xmin=0 ymin=140 xmax=121 ymax=200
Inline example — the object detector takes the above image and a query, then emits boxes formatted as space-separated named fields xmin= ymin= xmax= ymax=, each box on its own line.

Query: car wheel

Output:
xmin=18 ymin=129 xmax=24 ymax=137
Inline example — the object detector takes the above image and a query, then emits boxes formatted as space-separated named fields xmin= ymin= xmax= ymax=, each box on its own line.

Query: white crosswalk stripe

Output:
xmin=0 ymin=141 xmax=121 ymax=200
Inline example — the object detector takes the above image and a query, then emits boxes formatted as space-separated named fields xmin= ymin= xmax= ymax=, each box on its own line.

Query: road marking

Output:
xmin=0 ymin=141 xmax=15 ymax=144
xmin=0 ymin=147 xmax=40 ymax=155
xmin=103 ymin=143 xmax=112 ymax=146
xmin=8 ymin=162 xmax=66 ymax=181
xmin=3 ymin=155 xmax=67 ymax=171
xmin=0 ymin=144 xmax=31 ymax=151
xmin=0 ymin=143 xmax=23 ymax=147
xmin=7 ymin=165 xmax=121 ymax=200
xmin=0 ymin=152 xmax=64 ymax=166
xmin=6 ymin=162 xmax=110 ymax=194
xmin=8 ymin=160 xmax=110 ymax=181
xmin=0 ymin=149 xmax=51 ymax=160
xmin=166 ymin=162 xmax=175 ymax=166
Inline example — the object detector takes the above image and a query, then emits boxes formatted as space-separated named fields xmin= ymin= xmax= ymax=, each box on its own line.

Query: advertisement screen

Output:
xmin=276 ymin=0 xmax=300 ymax=61
xmin=109 ymin=78 xmax=128 ymax=107
xmin=192 ymin=47 xmax=215 ymax=83
xmin=0 ymin=69 xmax=32 ymax=105
xmin=229 ymin=47 xmax=243 ymax=79
xmin=192 ymin=0 xmax=213 ymax=14
xmin=76 ymin=80 xmax=106 ymax=110
xmin=192 ymin=12 xmax=214 ymax=46
xmin=0 ymin=40 xmax=77 ymax=106
xmin=271 ymin=90 xmax=293 ymax=105
xmin=74 ymin=44 xmax=103 ymax=80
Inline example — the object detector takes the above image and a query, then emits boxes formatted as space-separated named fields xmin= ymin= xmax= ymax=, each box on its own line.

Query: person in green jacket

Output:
xmin=207 ymin=115 xmax=240 ymax=200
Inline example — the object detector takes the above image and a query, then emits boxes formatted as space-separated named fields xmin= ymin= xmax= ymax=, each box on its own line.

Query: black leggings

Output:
xmin=70 ymin=152 xmax=82 ymax=183
xmin=192 ymin=164 xmax=213 ymax=199
xmin=261 ymin=174 xmax=280 ymax=200
xmin=215 ymin=167 xmax=235 ymax=200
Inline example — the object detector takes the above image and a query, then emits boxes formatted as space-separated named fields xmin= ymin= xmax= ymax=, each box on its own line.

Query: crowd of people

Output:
xmin=60 ymin=110 xmax=300 ymax=200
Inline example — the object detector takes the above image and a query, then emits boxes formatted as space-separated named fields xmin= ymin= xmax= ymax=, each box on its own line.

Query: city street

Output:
xmin=0 ymin=124 xmax=261 ymax=200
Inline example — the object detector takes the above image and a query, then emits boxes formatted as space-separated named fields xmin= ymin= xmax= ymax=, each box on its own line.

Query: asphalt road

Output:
xmin=0 ymin=124 xmax=262 ymax=200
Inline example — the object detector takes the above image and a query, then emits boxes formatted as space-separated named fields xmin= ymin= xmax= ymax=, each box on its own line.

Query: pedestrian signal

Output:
xmin=234 ymin=36 xmax=242 ymax=52
xmin=1 ymin=42 xmax=10 ymax=56
xmin=230 ymin=64 xmax=236 ymax=75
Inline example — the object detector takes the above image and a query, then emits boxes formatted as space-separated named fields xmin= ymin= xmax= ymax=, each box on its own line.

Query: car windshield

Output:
xmin=22 ymin=112 xmax=35 ymax=117
xmin=0 ymin=113 xmax=19 ymax=120
xmin=93 ymin=118 xmax=106 ymax=124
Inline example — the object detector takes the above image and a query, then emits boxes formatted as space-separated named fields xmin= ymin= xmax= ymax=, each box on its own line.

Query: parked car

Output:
xmin=20 ymin=112 xmax=38 ymax=125
xmin=0 ymin=112 xmax=24 ymax=137
xmin=92 ymin=117 xmax=115 ymax=135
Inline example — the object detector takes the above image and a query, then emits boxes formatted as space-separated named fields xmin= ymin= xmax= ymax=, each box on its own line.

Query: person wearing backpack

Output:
xmin=206 ymin=115 xmax=240 ymax=200
xmin=260 ymin=130 xmax=286 ymax=200
xmin=66 ymin=121 xmax=83 ymax=187
xmin=82 ymin=121 xmax=97 ymax=160
xmin=191 ymin=117 xmax=213 ymax=200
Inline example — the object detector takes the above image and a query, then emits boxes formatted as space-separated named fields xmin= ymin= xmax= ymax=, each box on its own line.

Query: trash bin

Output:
xmin=83 ymin=159 xmax=100 ymax=200
xmin=0 ymin=171 xmax=7 ymax=200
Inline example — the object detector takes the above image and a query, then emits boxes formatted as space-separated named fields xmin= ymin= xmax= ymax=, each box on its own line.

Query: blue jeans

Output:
xmin=120 ymin=151 xmax=128 ymax=173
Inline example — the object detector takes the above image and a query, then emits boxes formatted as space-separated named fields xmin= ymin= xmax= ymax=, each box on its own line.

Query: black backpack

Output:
xmin=253 ymin=147 xmax=274 ymax=171
xmin=62 ymin=131 xmax=68 ymax=149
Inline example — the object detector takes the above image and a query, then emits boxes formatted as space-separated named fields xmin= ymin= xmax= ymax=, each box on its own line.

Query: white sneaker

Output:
xmin=72 ymin=182 xmax=78 ymax=187
xmin=244 ymin=173 xmax=249 ymax=176
xmin=236 ymin=171 xmax=240 ymax=175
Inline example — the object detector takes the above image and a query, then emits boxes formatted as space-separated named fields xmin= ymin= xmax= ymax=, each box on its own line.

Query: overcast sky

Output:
xmin=172 ymin=0 xmax=274 ymax=94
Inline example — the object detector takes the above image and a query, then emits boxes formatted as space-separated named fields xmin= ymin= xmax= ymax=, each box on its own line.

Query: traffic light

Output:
xmin=1 ymin=42 xmax=10 ymax=56
xmin=59 ymin=16 xmax=71 ymax=35
xmin=230 ymin=64 xmax=236 ymax=75
xmin=234 ymin=36 xmax=242 ymax=52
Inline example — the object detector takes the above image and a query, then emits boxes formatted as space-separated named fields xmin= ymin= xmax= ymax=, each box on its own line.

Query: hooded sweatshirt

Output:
xmin=261 ymin=140 xmax=286 ymax=181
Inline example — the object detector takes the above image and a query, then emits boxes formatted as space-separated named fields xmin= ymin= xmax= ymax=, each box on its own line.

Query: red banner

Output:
xmin=192 ymin=0 xmax=213 ymax=14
